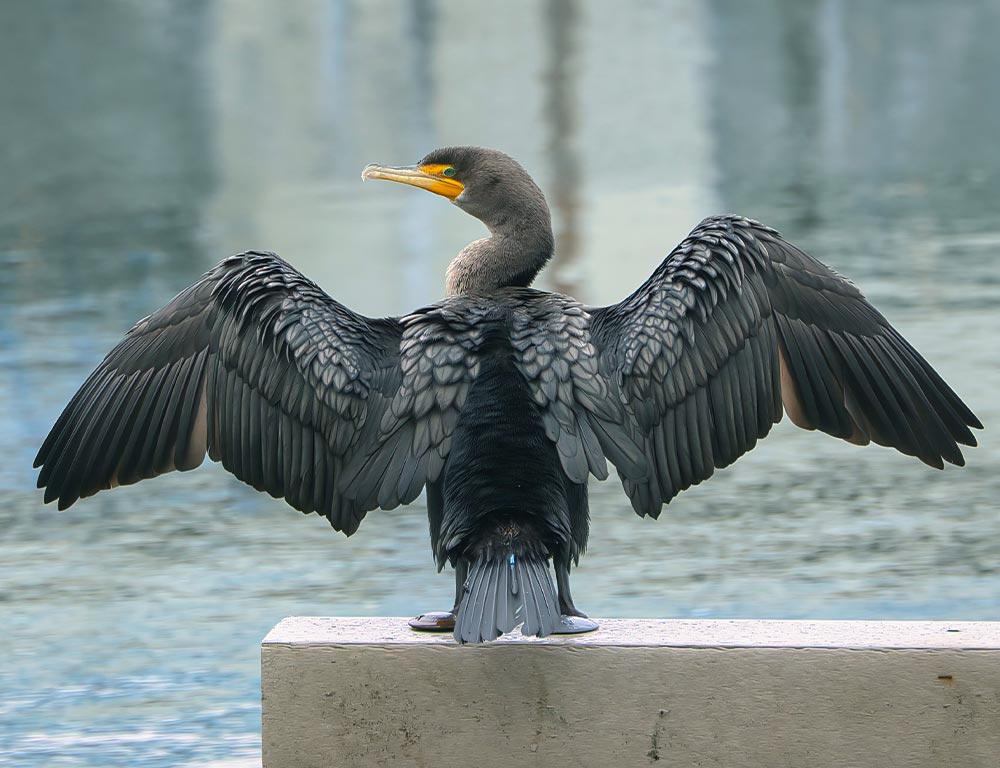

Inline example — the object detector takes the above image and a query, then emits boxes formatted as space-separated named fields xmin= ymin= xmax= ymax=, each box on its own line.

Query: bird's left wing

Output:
xmin=590 ymin=215 xmax=981 ymax=519
xmin=34 ymin=251 xmax=471 ymax=534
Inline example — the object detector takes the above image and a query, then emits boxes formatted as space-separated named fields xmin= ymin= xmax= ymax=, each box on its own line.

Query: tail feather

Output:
xmin=498 ymin=556 xmax=518 ymax=632
xmin=519 ymin=555 xmax=556 ymax=637
xmin=479 ymin=557 xmax=500 ymax=643
xmin=460 ymin=558 xmax=489 ymax=645
xmin=468 ymin=558 xmax=490 ymax=642
xmin=454 ymin=551 xmax=560 ymax=644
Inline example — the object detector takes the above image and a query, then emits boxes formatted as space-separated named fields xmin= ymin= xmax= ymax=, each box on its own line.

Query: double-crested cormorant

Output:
xmin=35 ymin=146 xmax=981 ymax=644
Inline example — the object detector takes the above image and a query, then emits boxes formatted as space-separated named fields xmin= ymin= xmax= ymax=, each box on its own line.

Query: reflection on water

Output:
xmin=2 ymin=1 xmax=998 ymax=766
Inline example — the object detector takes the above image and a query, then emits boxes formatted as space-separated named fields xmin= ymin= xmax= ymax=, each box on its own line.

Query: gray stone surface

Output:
xmin=262 ymin=618 xmax=1000 ymax=768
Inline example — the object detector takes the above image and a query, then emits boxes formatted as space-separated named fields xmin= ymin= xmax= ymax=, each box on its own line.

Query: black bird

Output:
xmin=35 ymin=146 xmax=981 ymax=644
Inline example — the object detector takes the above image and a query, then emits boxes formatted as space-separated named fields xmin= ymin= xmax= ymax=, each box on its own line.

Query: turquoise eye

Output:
xmin=442 ymin=167 xmax=456 ymax=177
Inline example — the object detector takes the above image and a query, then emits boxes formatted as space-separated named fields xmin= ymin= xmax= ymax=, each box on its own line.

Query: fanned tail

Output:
xmin=454 ymin=550 xmax=559 ymax=644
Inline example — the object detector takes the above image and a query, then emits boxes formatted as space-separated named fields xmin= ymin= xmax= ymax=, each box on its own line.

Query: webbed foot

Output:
xmin=551 ymin=614 xmax=599 ymax=634
xmin=408 ymin=611 xmax=456 ymax=632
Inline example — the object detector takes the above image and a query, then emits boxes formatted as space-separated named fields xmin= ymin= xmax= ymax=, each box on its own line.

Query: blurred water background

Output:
xmin=1 ymin=1 xmax=998 ymax=765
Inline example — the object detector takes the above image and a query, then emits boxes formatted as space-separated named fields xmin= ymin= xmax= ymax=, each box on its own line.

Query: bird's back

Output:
xmin=403 ymin=289 xmax=597 ymax=567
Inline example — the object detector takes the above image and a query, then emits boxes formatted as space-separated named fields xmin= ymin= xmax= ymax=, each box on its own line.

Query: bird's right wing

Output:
xmin=590 ymin=215 xmax=981 ymax=519
xmin=34 ymin=251 xmax=458 ymax=535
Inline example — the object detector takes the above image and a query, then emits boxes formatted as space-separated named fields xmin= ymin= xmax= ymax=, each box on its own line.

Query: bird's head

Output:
xmin=363 ymin=146 xmax=553 ymax=293
xmin=362 ymin=146 xmax=548 ymax=230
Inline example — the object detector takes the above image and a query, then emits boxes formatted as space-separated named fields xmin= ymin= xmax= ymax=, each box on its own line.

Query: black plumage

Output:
xmin=36 ymin=146 xmax=981 ymax=643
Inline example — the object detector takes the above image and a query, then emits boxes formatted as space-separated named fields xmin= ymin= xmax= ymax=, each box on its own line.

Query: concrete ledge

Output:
xmin=262 ymin=618 xmax=1000 ymax=768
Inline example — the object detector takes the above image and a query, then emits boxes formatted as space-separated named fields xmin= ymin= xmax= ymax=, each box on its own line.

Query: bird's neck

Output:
xmin=445 ymin=209 xmax=554 ymax=296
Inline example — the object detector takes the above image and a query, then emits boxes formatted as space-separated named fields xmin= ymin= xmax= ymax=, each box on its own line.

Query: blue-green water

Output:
xmin=1 ymin=1 xmax=998 ymax=765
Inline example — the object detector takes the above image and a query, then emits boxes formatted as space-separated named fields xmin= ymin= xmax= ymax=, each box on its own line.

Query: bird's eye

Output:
xmin=442 ymin=167 xmax=456 ymax=177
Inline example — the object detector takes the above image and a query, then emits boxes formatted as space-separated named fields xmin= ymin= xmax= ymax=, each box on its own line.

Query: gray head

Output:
xmin=363 ymin=146 xmax=554 ymax=294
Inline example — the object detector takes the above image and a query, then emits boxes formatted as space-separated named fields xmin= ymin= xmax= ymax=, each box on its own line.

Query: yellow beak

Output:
xmin=361 ymin=163 xmax=464 ymax=200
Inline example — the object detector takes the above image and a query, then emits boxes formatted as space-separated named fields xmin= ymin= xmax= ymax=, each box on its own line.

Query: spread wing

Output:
xmin=591 ymin=215 xmax=982 ymax=518
xmin=34 ymin=251 xmax=473 ymax=534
